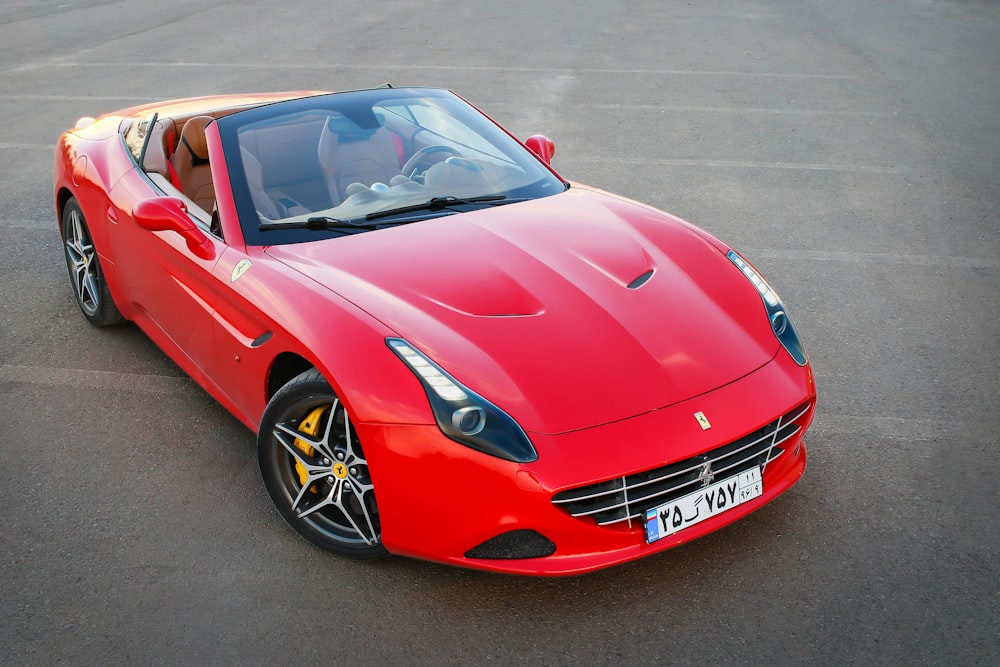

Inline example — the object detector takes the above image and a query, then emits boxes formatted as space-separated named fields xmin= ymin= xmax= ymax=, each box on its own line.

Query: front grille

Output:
xmin=552 ymin=401 xmax=812 ymax=528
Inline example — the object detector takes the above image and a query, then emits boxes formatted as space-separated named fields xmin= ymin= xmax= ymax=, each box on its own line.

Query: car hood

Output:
xmin=265 ymin=187 xmax=778 ymax=434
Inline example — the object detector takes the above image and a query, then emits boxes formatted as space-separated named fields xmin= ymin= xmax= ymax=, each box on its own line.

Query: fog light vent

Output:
xmin=465 ymin=530 xmax=556 ymax=560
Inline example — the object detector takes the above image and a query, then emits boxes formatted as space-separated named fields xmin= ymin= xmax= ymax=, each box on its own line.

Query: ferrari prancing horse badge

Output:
xmin=231 ymin=259 xmax=252 ymax=283
xmin=694 ymin=411 xmax=712 ymax=430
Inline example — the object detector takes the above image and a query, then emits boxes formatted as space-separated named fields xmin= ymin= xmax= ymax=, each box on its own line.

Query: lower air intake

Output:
xmin=465 ymin=530 xmax=556 ymax=560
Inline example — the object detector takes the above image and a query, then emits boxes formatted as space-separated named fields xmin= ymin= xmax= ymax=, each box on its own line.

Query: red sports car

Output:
xmin=54 ymin=87 xmax=816 ymax=575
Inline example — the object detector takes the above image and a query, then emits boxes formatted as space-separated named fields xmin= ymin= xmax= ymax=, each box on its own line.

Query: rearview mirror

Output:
xmin=133 ymin=197 xmax=215 ymax=260
xmin=524 ymin=135 xmax=556 ymax=165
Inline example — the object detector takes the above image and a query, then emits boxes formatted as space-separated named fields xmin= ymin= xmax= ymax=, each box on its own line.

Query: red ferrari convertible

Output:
xmin=54 ymin=87 xmax=815 ymax=575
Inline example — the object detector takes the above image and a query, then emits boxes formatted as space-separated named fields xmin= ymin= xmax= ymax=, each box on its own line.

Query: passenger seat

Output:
xmin=170 ymin=116 xmax=216 ymax=213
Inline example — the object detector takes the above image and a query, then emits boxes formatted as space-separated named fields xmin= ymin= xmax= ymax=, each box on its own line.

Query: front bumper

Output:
xmin=358 ymin=351 xmax=815 ymax=575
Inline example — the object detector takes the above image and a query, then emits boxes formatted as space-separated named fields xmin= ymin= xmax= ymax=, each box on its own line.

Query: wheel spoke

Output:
xmin=317 ymin=398 xmax=341 ymax=461
xmin=337 ymin=407 xmax=378 ymax=542
xmin=343 ymin=411 xmax=361 ymax=461
xmin=290 ymin=480 xmax=313 ymax=514
xmin=295 ymin=478 xmax=377 ymax=546
xmin=339 ymin=494 xmax=379 ymax=546
xmin=274 ymin=421 xmax=317 ymax=455
xmin=340 ymin=417 xmax=371 ymax=478
xmin=71 ymin=262 xmax=87 ymax=297
xmin=347 ymin=486 xmax=379 ymax=544
xmin=65 ymin=241 xmax=86 ymax=267
xmin=81 ymin=269 xmax=100 ymax=307
xmin=274 ymin=430 xmax=322 ymax=475
xmin=273 ymin=425 xmax=330 ymax=494
xmin=297 ymin=479 xmax=342 ymax=519
xmin=346 ymin=474 xmax=373 ymax=496
xmin=273 ymin=421 xmax=328 ymax=464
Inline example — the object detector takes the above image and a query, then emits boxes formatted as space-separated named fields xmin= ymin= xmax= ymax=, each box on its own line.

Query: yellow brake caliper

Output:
xmin=293 ymin=406 xmax=327 ymax=487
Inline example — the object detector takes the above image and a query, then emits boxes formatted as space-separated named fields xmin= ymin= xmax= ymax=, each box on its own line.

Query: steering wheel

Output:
xmin=401 ymin=145 xmax=461 ymax=182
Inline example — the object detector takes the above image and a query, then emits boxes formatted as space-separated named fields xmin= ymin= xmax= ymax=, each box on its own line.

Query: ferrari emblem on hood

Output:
xmin=694 ymin=411 xmax=712 ymax=430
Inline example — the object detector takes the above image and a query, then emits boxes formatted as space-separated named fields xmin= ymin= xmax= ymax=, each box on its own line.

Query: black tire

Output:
xmin=61 ymin=197 xmax=123 ymax=326
xmin=258 ymin=369 xmax=387 ymax=559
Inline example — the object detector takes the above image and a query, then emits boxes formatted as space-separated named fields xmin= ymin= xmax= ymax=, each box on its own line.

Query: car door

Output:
xmin=106 ymin=167 xmax=225 ymax=380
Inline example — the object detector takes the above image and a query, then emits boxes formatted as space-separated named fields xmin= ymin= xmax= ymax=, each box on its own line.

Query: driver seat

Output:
xmin=318 ymin=115 xmax=401 ymax=204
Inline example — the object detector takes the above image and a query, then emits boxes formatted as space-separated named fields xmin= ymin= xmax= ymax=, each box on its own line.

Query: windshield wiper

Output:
xmin=364 ymin=195 xmax=516 ymax=222
xmin=259 ymin=216 xmax=378 ymax=232
xmin=259 ymin=195 xmax=526 ymax=231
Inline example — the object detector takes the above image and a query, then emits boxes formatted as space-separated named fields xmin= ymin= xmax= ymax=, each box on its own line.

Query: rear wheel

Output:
xmin=61 ymin=197 xmax=123 ymax=326
xmin=258 ymin=369 xmax=387 ymax=559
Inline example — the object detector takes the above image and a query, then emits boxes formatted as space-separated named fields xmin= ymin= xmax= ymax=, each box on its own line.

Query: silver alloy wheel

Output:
xmin=64 ymin=207 xmax=100 ymax=317
xmin=271 ymin=396 xmax=381 ymax=548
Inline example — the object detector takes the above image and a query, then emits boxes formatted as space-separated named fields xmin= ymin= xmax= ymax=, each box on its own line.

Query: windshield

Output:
xmin=216 ymin=88 xmax=566 ymax=245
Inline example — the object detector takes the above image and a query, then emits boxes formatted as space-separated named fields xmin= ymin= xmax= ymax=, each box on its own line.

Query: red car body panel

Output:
xmin=364 ymin=353 xmax=813 ymax=575
xmin=265 ymin=187 xmax=780 ymax=435
xmin=54 ymin=90 xmax=816 ymax=575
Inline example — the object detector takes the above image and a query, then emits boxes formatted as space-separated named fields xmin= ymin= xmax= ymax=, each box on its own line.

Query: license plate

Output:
xmin=645 ymin=467 xmax=763 ymax=543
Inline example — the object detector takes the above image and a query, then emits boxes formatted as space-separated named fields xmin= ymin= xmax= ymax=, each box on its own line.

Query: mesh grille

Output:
xmin=552 ymin=401 xmax=812 ymax=527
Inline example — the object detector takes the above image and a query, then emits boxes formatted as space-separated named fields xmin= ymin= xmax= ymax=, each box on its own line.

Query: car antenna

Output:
xmin=376 ymin=82 xmax=393 ymax=88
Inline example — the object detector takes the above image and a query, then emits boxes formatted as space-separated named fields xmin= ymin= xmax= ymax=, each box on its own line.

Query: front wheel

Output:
xmin=258 ymin=369 xmax=387 ymax=559
xmin=61 ymin=197 xmax=123 ymax=326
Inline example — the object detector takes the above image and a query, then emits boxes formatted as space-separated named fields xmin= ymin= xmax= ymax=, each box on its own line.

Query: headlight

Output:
xmin=727 ymin=250 xmax=807 ymax=366
xmin=387 ymin=338 xmax=538 ymax=463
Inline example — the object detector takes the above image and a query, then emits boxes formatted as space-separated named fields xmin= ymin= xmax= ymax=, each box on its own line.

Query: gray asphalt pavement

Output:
xmin=1 ymin=1 xmax=997 ymax=664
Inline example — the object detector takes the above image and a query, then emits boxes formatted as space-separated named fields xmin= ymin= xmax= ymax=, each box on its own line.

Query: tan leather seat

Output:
xmin=170 ymin=116 xmax=216 ymax=212
xmin=140 ymin=118 xmax=177 ymax=179
xmin=318 ymin=115 xmax=400 ymax=203
xmin=241 ymin=148 xmax=308 ymax=219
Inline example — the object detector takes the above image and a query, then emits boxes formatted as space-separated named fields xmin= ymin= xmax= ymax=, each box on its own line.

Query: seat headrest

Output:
xmin=179 ymin=116 xmax=214 ymax=160
xmin=325 ymin=113 xmax=386 ymax=143
xmin=140 ymin=118 xmax=177 ymax=176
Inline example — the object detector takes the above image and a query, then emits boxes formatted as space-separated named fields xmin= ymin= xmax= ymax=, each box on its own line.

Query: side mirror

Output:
xmin=524 ymin=134 xmax=556 ymax=165
xmin=133 ymin=197 xmax=215 ymax=260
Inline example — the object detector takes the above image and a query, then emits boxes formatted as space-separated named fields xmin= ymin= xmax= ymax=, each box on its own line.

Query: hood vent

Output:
xmin=626 ymin=269 xmax=655 ymax=290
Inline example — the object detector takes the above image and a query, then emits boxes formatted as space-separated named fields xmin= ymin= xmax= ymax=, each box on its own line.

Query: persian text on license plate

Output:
xmin=645 ymin=467 xmax=763 ymax=544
